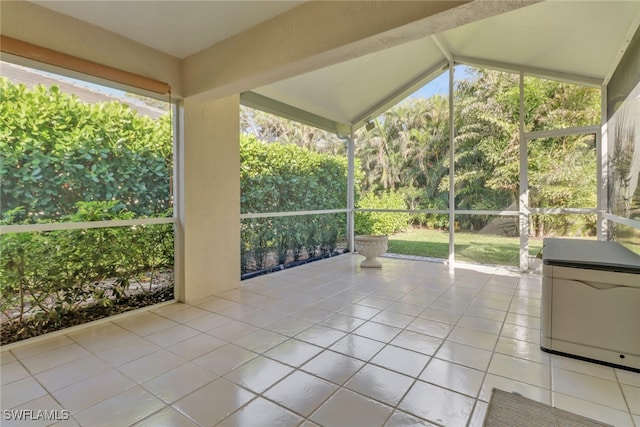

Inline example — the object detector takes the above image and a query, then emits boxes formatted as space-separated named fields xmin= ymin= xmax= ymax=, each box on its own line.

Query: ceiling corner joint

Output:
xmin=431 ymin=34 xmax=453 ymax=62
xmin=602 ymin=13 xmax=640 ymax=86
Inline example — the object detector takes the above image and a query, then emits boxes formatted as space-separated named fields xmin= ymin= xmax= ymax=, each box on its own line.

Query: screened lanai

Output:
xmin=1 ymin=1 xmax=640 ymax=425
xmin=2 ymin=0 xmax=639 ymax=298
xmin=240 ymin=0 xmax=640 ymax=272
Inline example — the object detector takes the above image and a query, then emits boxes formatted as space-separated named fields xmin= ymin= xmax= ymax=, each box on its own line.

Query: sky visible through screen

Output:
xmin=409 ymin=65 xmax=476 ymax=99
xmin=27 ymin=62 xmax=474 ymax=104
xmin=1 ymin=60 xmax=169 ymax=118
xmin=25 ymin=63 xmax=127 ymax=98
xmin=3 ymin=60 xmax=477 ymax=119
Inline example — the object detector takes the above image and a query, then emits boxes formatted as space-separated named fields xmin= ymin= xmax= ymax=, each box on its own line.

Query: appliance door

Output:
xmin=552 ymin=278 xmax=640 ymax=356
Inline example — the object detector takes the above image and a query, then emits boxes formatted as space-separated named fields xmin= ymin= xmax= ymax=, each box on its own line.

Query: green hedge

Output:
xmin=355 ymin=190 xmax=410 ymax=235
xmin=0 ymin=78 xmax=172 ymax=223
xmin=240 ymin=136 xmax=348 ymax=273
xmin=241 ymin=135 xmax=347 ymax=212
xmin=0 ymin=202 xmax=174 ymax=327
xmin=0 ymin=79 xmax=350 ymax=323
xmin=0 ymin=79 xmax=174 ymax=339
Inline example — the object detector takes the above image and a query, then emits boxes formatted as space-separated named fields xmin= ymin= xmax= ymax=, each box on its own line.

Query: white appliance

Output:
xmin=541 ymin=238 xmax=640 ymax=372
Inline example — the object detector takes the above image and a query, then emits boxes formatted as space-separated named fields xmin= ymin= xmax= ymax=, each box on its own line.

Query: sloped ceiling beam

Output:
xmin=184 ymin=1 xmax=540 ymax=101
xmin=352 ymin=60 xmax=449 ymax=131
xmin=455 ymin=55 xmax=603 ymax=87
xmin=431 ymin=34 xmax=453 ymax=62
xmin=603 ymin=14 xmax=640 ymax=86
xmin=241 ymin=91 xmax=351 ymax=135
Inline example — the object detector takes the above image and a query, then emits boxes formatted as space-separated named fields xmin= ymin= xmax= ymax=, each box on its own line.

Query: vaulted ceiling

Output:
xmin=249 ymin=0 xmax=640 ymax=132
xmin=20 ymin=1 xmax=640 ymax=133
xmin=31 ymin=1 xmax=305 ymax=59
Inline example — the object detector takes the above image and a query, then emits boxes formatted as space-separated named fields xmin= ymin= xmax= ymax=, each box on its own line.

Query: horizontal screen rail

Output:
xmin=240 ymin=208 xmax=600 ymax=219
xmin=354 ymin=209 xmax=597 ymax=216
xmin=603 ymin=214 xmax=640 ymax=229
xmin=525 ymin=125 xmax=600 ymax=140
xmin=528 ymin=208 xmax=598 ymax=214
xmin=241 ymin=209 xmax=349 ymax=219
xmin=453 ymin=210 xmax=520 ymax=216
xmin=355 ymin=209 xmax=521 ymax=216
xmin=355 ymin=208 xmax=448 ymax=214
xmin=0 ymin=217 xmax=175 ymax=235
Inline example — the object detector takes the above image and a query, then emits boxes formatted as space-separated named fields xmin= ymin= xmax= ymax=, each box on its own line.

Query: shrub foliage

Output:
xmin=240 ymin=136 xmax=348 ymax=273
xmin=355 ymin=190 xmax=410 ymax=236
xmin=0 ymin=79 xmax=174 ymax=343
xmin=0 ymin=203 xmax=174 ymax=344
xmin=0 ymin=78 xmax=172 ymax=223
xmin=0 ymin=66 xmax=603 ymax=341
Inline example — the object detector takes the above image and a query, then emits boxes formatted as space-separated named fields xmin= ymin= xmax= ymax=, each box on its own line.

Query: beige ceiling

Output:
xmin=31 ymin=0 xmax=305 ymax=59
xmin=252 ymin=0 xmax=640 ymax=132
xmin=23 ymin=1 xmax=640 ymax=133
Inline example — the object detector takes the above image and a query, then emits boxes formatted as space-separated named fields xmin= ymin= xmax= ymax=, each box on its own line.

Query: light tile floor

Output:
xmin=1 ymin=255 xmax=639 ymax=426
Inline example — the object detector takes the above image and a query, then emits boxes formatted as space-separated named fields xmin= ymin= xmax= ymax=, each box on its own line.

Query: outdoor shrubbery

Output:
xmin=354 ymin=70 xmax=600 ymax=237
xmin=0 ymin=67 xmax=604 ymax=341
xmin=0 ymin=78 xmax=172 ymax=223
xmin=355 ymin=190 xmax=410 ymax=236
xmin=0 ymin=78 xmax=351 ymax=342
xmin=240 ymin=136 xmax=348 ymax=273
xmin=0 ymin=202 xmax=174 ymax=344
xmin=1 ymin=78 xmax=174 ymax=343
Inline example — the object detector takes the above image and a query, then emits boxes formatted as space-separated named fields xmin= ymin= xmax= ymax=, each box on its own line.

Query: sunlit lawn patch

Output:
xmin=387 ymin=227 xmax=544 ymax=267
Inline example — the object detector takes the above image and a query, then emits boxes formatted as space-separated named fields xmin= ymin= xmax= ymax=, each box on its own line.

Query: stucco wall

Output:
xmin=181 ymin=95 xmax=241 ymax=301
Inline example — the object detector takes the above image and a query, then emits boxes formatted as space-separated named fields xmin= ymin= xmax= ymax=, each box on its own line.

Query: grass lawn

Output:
xmin=387 ymin=227 xmax=544 ymax=267
xmin=616 ymin=226 xmax=640 ymax=255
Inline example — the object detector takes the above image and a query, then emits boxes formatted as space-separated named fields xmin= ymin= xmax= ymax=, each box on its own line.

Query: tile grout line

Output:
xmin=613 ymin=367 xmax=639 ymax=427
xmin=6 ymin=259 xmax=638 ymax=427
xmin=464 ymin=274 xmax=518 ymax=427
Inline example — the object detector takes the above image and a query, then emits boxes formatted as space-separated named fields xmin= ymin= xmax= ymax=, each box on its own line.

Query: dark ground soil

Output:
xmin=1 ymin=284 xmax=174 ymax=346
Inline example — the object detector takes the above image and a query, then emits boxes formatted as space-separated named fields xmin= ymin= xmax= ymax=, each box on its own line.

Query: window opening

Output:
xmin=0 ymin=60 xmax=175 ymax=344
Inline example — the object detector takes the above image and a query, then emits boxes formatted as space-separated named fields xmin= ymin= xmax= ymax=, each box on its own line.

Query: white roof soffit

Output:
xmin=30 ymin=1 xmax=305 ymax=59
xmin=247 ymin=0 xmax=640 ymax=133
xmin=249 ymin=36 xmax=449 ymax=133
xmin=241 ymin=91 xmax=352 ymax=136
xmin=443 ymin=0 xmax=640 ymax=85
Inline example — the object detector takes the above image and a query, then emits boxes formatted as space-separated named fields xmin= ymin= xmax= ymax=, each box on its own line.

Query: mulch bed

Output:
xmin=1 ymin=279 xmax=174 ymax=346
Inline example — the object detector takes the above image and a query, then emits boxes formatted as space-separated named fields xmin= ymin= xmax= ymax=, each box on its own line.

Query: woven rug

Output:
xmin=483 ymin=388 xmax=613 ymax=427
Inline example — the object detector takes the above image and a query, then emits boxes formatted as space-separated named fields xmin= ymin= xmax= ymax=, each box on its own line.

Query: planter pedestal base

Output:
xmin=354 ymin=235 xmax=388 ymax=268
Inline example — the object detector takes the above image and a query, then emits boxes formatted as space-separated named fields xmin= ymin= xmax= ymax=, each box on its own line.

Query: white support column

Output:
xmin=598 ymin=85 xmax=609 ymax=241
xmin=518 ymin=72 xmax=529 ymax=271
xmin=174 ymin=100 xmax=185 ymax=302
xmin=180 ymin=95 xmax=241 ymax=302
xmin=347 ymin=130 xmax=355 ymax=252
xmin=448 ymin=62 xmax=455 ymax=269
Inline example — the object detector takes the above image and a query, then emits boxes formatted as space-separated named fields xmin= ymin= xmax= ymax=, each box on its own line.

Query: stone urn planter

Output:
xmin=354 ymin=235 xmax=388 ymax=268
